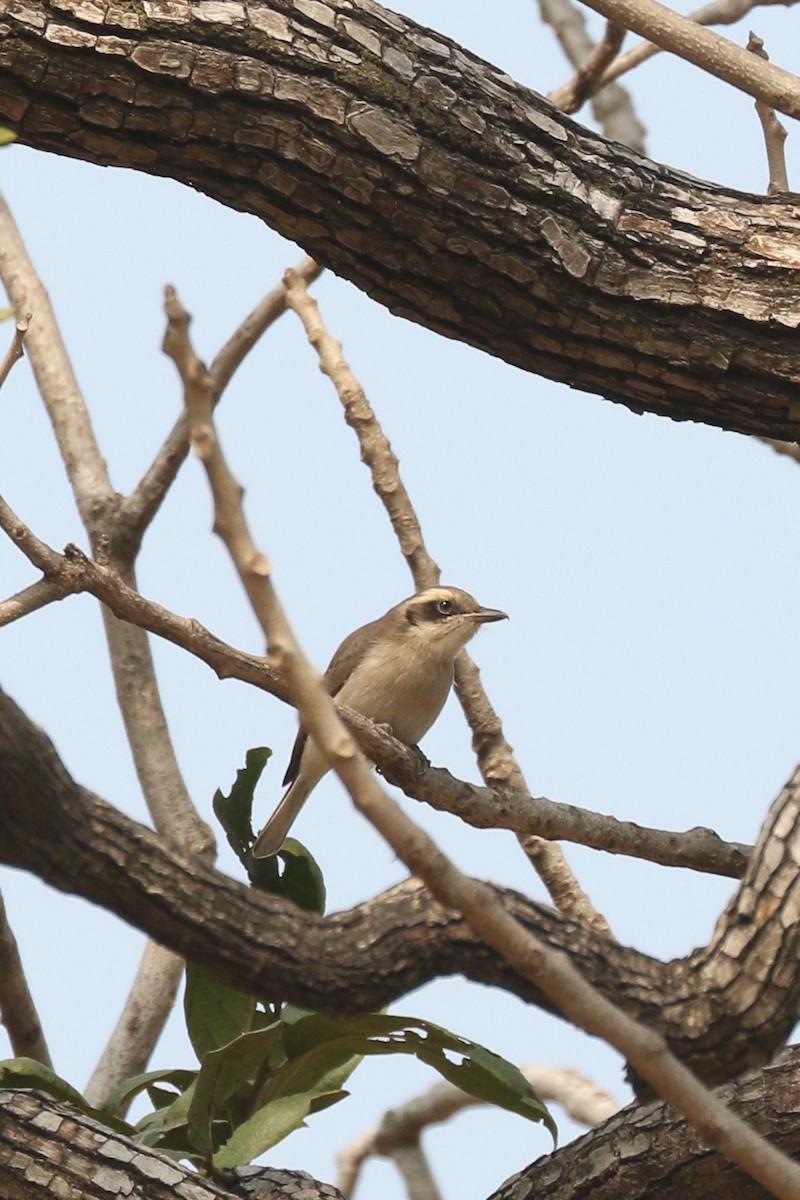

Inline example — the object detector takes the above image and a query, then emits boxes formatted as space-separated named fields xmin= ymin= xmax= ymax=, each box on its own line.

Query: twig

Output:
xmin=209 ymin=255 xmax=322 ymax=398
xmin=0 ymin=315 xmax=28 ymax=391
xmin=0 ymin=187 xmax=211 ymax=1102
xmin=164 ymin=297 xmax=800 ymax=1195
xmin=0 ymin=576 xmax=68 ymax=624
xmin=0 ymin=888 xmax=51 ymax=1066
xmin=578 ymin=0 xmax=800 ymax=119
xmin=282 ymin=269 xmax=612 ymax=937
xmin=350 ymin=783 xmax=800 ymax=1199
xmin=748 ymin=32 xmax=790 ymax=194
xmin=281 ymin=270 xmax=439 ymax=586
xmin=0 ymin=495 xmax=754 ymax=880
xmin=760 ymin=438 xmax=800 ymax=463
xmin=540 ymin=0 xmax=646 ymax=149
xmin=162 ymin=286 xmax=277 ymax=638
xmin=549 ymin=20 xmax=627 ymax=113
xmin=389 ymin=1145 xmax=441 ymax=1200
xmin=127 ymin=256 xmax=322 ymax=532
xmin=598 ymin=0 xmax=800 ymax=90
xmin=337 ymin=1068 xmax=618 ymax=1196
xmin=83 ymin=943 xmax=183 ymax=1110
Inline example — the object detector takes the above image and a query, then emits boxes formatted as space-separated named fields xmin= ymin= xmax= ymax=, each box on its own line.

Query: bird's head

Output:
xmin=393 ymin=586 xmax=508 ymax=661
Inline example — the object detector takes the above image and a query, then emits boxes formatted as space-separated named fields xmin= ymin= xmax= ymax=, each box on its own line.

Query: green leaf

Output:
xmin=213 ymin=1091 xmax=323 ymax=1167
xmin=205 ymin=1010 xmax=554 ymax=1167
xmin=0 ymin=128 xmax=16 ymax=146
xmin=270 ymin=838 xmax=326 ymax=913
xmin=0 ymin=1058 xmax=89 ymax=1108
xmin=277 ymin=1014 xmax=556 ymax=1139
xmin=0 ymin=1058 xmax=135 ymax=1136
xmin=187 ymin=1023 xmax=286 ymax=1159
xmin=136 ymin=1080 xmax=196 ymax=1146
xmin=184 ymin=962 xmax=257 ymax=1060
xmin=99 ymin=1068 xmax=197 ymax=1118
xmin=213 ymin=746 xmax=271 ymax=859
xmin=212 ymin=747 xmax=326 ymax=913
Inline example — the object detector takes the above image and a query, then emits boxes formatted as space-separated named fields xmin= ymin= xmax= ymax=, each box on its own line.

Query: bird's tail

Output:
xmin=252 ymin=781 xmax=311 ymax=858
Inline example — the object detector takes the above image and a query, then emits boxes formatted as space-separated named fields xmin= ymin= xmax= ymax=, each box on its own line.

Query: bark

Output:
xmin=499 ymin=1048 xmax=800 ymax=1200
xmin=2 ymin=1 xmax=800 ymax=439
xmin=4 ymin=1052 xmax=800 ymax=1199
xmin=1 ymin=684 xmax=799 ymax=1092
xmin=0 ymin=1089 xmax=343 ymax=1199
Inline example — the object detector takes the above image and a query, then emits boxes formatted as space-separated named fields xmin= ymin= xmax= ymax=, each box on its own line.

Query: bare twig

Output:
xmin=166 ymin=297 xmax=800 ymax=1195
xmin=540 ymin=0 xmax=646 ymax=149
xmin=598 ymin=0 xmax=800 ymax=90
xmin=748 ymin=32 xmax=790 ymax=194
xmin=83 ymin=943 xmax=183 ymax=1110
xmin=760 ymin=438 xmax=800 ymax=463
xmin=0 ymin=577 xmax=68 ymax=624
xmin=351 ymin=786 xmax=800 ymax=1199
xmin=389 ymin=1145 xmax=441 ymax=1200
xmin=0 ymin=494 xmax=754 ymax=880
xmin=0 ymin=888 xmax=51 ymax=1067
xmin=578 ymin=0 xmax=800 ymax=118
xmin=209 ymin=255 xmax=322 ymax=399
xmin=0 ymin=315 xmax=28 ymax=392
xmin=281 ymin=269 xmax=612 ymax=937
xmin=337 ymin=1068 xmax=619 ymax=1196
xmin=0 ymin=188 xmax=210 ymax=1101
xmin=127 ymin=256 xmax=322 ymax=532
xmin=549 ymin=20 xmax=627 ymax=113
xmin=281 ymin=271 xmax=438 ymax=586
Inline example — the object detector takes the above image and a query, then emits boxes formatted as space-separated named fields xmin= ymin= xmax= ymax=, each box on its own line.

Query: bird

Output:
xmin=252 ymin=585 xmax=508 ymax=857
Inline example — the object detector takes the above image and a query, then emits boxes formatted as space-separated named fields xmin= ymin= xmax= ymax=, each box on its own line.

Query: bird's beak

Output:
xmin=472 ymin=606 xmax=509 ymax=624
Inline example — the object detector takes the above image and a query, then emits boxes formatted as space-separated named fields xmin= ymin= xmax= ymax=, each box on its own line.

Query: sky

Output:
xmin=2 ymin=2 xmax=800 ymax=1197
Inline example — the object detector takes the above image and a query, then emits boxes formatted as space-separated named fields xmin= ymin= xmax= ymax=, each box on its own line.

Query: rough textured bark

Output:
xmin=4 ymin=1052 xmax=800 ymax=1200
xmin=2 ymin=1 xmax=800 ymax=439
xmin=499 ymin=1049 xmax=800 ymax=1200
xmin=1 ymin=685 xmax=799 ymax=1093
xmin=0 ymin=1089 xmax=344 ymax=1200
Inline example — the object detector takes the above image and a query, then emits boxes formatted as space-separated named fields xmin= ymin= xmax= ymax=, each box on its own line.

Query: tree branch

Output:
xmin=0 ymin=498 xmax=753 ymax=879
xmin=4 ymin=4 xmax=800 ymax=437
xmin=0 ymin=684 xmax=793 ymax=1089
xmin=282 ymin=268 xmax=609 ymax=934
xmin=0 ymin=890 xmax=50 ymax=1067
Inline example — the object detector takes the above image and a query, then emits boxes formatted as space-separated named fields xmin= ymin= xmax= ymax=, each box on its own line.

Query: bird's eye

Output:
xmin=436 ymin=599 xmax=454 ymax=615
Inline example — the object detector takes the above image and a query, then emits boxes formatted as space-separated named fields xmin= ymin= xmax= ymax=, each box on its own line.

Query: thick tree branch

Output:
xmin=3 ymin=3 xmax=800 ymax=437
xmin=0 ymin=684 xmax=794 ymax=1089
xmin=6 ymin=1053 xmax=800 ymax=1200
xmin=498 ymin=1048 xmax=800 ymax=1200
xmin=0 ymin=1089 xmax=343 ymax=1200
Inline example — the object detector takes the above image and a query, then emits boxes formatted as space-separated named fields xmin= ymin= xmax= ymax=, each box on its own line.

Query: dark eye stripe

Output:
xmin=424 ymin=598 xmax=455 ymax=620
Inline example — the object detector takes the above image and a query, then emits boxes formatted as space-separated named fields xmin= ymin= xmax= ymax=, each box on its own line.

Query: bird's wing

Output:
xmin=281 ymin=615 xmax=382 ymax=787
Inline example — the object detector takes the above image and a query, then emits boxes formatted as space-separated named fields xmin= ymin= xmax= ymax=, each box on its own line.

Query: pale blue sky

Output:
xmin=2 ymin=2 xmax=800 ymax=1196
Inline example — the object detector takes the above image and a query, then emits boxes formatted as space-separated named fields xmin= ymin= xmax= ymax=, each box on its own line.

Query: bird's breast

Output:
xmin=337 ymin=641 xmax=454 ymax=745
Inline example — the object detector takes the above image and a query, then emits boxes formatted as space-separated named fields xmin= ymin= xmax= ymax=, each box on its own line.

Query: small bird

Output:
xmin=253 ymin=586 xmax=508 ymax=857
